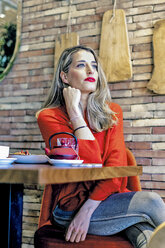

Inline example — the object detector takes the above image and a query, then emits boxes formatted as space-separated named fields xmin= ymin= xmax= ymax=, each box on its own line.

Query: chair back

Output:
xmin=126 ymin=148 xmax=142 ymax=192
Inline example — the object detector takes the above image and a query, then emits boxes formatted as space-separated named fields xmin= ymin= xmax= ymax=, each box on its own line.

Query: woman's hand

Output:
xmin=63 ymin=87 xmax=81 ymax=118
xmin=63 ymin=86 xmax=95 ymax=140
xmin=65 ymin=199 xmax=101 ymax=243
xmin=65 ymin=210 xmax=91 ymax=243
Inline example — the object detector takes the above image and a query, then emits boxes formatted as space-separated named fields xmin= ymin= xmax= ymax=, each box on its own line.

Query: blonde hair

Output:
xmin=38 ymin=45 xmax=117 ymax=132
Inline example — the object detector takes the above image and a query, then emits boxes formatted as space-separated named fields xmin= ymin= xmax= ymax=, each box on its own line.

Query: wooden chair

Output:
xmin=34 ymin=148 xmax=141 ymax=248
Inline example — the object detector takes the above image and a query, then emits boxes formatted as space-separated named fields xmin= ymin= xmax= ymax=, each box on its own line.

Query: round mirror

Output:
xmin=0 ymin=0 xmax=22 ymax=81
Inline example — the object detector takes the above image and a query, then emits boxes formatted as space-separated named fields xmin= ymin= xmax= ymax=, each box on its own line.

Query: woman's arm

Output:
xmin=65 ymin=199 xmax=101 ymax=243
xmin=63 ymin=87 xmax=95 ymax=140
xmin=63 ymin=87 xmax=103 ymax=242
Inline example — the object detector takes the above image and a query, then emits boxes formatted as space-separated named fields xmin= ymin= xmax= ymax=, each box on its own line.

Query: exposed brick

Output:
xmin=133 ymin=73 xmax=151 ymax=81
xmin=77 ymin=1 xmax=98 ymax=10
xmin=136 ymin=158 xmax=152 ymax=166
xmin=133 ymin=119 xmax=165 ymax=127
xmin=133 ymin=65 xmax=152 ymax=74
xmin=77 ymin=14 xmax=102 ymax=24
xmin=111 ymin=90 xmax=132 ymax=99
xmin=152 ymin=143 xmax=165 ymax=150
xmin=126 ymin=142 xmax=152 ymax=150
xmin=129 ymin=36 xmax=152 ymax=45
xmin=125 ymin=6 xmax=153 ymax=16
xmin=124 ymin=127 xmax=151 ymax=134
xmin=133 ymin=43 xmax=152 ymax=52
xmin=132 ymin=88 xmax=153 ymax=96
xmin=131 ymin=103 xmax=165 ymax=112
xmin=132 ymin=51 xmax=152 ymax=59
xmin=153 ymin=96 xmax=165 ymax=103
xmin=133 ymin=135 xmax=165 ymax=142
xmin=133 ymin=58 xmax=152 ymax=66
xmin=140 ymin=173 xmax=152 ymax=180
xmin=62 ymin=8 xmax=95 ymax=20
xmin=110 ymin=81 xmax=147 ymax=91
xmin=154 ymin=3 xmax=165 ymax=11
xmin=18 ymin=50 xmax=43 ymax=58
xmin=153 ymin=127 xmax=165 ymax=134
xmin=134 ymin=28 xmax=153 ymax=38
xmin=124 ymin=111 xmax=153 ymax=120
xmin=141 ymin=181 xmax=165 ymax=190
xmin=123 ymin=121 xmax=132 ymax=127
xmin=136 ymin=21 xmax=153 ymax=30
xmin=152 ymin=158 xmax=165 ymax=166
xmin=115 ymin=96 xmax=153 ymax=105
xmin=134 ymin=0 xmax=165 ymax=7
xmin=132 ymin=150 xmax=165 ymax=158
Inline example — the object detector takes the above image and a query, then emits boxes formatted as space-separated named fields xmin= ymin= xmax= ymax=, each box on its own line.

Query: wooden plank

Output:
xmin=54 ymin=32 xmax=79 ymax=70
xmin=38 ymin=166 xmax=142 ymax=184
xmin=99 ymin=9 xmax=132 ymax=82
xmin=0 ymin=164 xmax=142 ymax=184
xmin=147 ymin=19 xmax=165 ymax=94
xmin=0 ymin=167 xmax=39 ymax=184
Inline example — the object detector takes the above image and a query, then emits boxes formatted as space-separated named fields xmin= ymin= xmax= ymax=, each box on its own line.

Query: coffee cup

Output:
xmin=0 ymin=146 xmax=9 ymax=158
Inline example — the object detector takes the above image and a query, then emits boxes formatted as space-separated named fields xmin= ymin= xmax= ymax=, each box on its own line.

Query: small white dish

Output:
xmin=9 ymin=154 xmax=48 ymax=164
xmin=47 ymin=158 xmax=84 ymax=167
xmin=0 ymin=158 xmax=17 ymax=166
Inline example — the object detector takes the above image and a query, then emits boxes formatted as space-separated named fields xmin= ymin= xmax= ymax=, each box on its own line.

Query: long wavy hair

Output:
xmin=38 ymin=45 xmax=117 ymax=132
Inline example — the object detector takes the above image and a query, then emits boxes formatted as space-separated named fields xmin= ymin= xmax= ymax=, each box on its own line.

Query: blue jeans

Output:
xmin=53 ymin=191 xmax=165 ymax=248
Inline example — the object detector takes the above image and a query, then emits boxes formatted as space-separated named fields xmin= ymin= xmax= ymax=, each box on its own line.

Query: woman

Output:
xmin=37 ymin=45 xmax=165 ymax=248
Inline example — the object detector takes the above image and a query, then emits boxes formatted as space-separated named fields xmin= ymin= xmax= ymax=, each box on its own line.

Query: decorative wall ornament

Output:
xmin=147 ymin=19 xmax=165 ymax=94
xmin=99 ymin=3 xmax=132 ymax=82
xmin=54 ymin=0 xmax=79 ymax=70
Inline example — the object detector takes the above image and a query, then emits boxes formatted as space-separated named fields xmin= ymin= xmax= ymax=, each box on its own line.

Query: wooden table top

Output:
xmin=0 ymin=163 xmax=142 ymax=185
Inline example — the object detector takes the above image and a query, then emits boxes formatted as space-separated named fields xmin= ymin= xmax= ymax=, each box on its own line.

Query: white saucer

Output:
xmin=47 ymin=158 xmax=84 ymax=167
xmin=9 ymin=155 xmax=48 ymax=164
xmin=0 ymin=158 xmax=17 ymax=166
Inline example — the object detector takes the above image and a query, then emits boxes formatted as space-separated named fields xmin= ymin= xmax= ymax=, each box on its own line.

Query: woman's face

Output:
xmin=63 ymin=50 xmax=98 ymax=94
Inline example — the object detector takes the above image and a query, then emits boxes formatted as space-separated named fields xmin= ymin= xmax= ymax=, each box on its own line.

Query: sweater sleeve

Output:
xmin=89 ymin=103 xmax=129 ymax=201
xmin=37 ymin=108 xmax=102 ymax=164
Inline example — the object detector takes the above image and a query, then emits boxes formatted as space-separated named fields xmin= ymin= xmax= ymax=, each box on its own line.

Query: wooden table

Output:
xmin=0 ymin=163 xmax=142 ymax=248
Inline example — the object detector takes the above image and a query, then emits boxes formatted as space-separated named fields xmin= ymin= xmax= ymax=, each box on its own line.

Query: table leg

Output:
xmin=1 ymin=184 xmax=23 ymax=248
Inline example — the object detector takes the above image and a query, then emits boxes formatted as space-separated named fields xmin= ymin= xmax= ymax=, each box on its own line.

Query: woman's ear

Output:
xmin=60 ymin=71 xmax=69 ymax=85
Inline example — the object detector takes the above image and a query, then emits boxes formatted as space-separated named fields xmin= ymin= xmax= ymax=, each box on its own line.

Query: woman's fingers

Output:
xmin=80 ymin=232 xmax=87 ymax=242
xmin=65 ymin=226 xmax=72 ymax=241
xmin=69 ymin=229 xmax=77 ymax=242
xmin=65 ymin=207 xmax=92 ymax=243
xmin=75 ymin=230 xmax=87 ymax=243
xmin=65 ymin=225 xmax=87 ymax=243
xmin=63 ymin=87 xmax=81 ymax=118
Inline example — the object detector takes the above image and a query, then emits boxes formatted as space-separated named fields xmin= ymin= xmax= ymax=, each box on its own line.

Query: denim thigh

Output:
xmin=53 ymin=192 xmax=155 ymax=235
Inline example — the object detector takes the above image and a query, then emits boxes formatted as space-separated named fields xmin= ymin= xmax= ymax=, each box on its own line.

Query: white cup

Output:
xmin=0 ymin=146 xmax=9 ymax=158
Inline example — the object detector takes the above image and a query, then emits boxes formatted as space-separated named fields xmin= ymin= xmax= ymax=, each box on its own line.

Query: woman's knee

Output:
xmin=128 ymin=191 xmax=164 ymax=215
xmin=144 ymin=192 xmax=164 ymax=208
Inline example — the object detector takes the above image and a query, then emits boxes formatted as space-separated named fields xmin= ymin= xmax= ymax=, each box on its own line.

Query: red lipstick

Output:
xmin=84 ymin=77 xmax=96 ymax=82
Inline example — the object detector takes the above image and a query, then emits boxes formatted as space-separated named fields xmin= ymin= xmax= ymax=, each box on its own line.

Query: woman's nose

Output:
xmin=86 ymin=64 xmax=94 ymax=74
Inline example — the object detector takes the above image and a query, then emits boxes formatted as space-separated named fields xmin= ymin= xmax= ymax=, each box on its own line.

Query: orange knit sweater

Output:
xmin=37 ymin=102 xmax=130 ymax=213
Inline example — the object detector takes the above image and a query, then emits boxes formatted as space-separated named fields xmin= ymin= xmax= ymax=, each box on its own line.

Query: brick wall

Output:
xmin=0 ymin=0 xmax=165 ymax=247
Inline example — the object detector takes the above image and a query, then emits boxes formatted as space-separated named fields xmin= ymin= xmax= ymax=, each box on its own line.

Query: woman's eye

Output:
xmin=92 ymin=64 xmax=98 ymax=70
xmin=76 ymin=63 xmax=85 ymax=68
